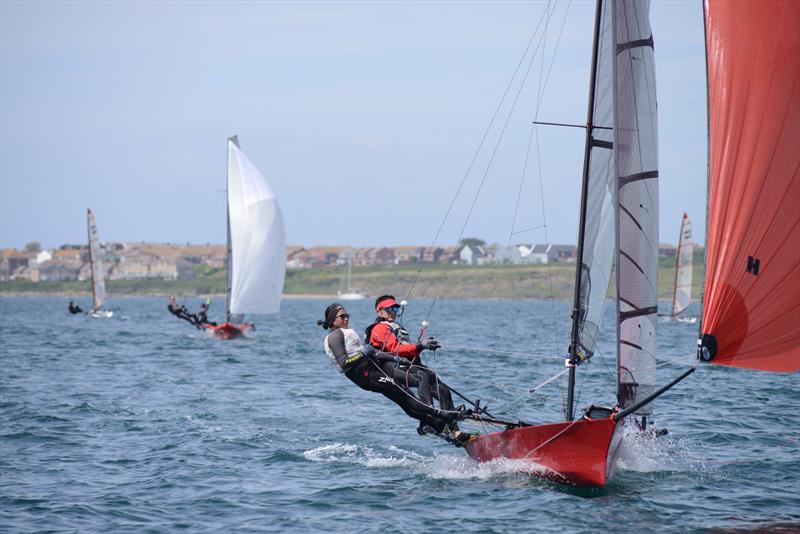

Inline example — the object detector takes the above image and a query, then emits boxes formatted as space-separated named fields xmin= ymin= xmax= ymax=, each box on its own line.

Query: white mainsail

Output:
xmin=226 ymin=138 xmax=286 ymax=317
xmin=87 ymin=208 xmax=107 ymax=311
xmin=614 ymin=0 xmax=659 ymax=420
xmin=671 ymin=213 xmax=693 ymax=318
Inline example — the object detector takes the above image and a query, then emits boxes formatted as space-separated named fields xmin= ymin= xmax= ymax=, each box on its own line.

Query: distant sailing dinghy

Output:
xmin=669 ymin=213 xmax=695 ymax=323
xmin=204 ymin=136 xmax=286 ymax=340
xmin=87 ymin=208 xmax=113 ymax=318
xmin=337 ymin=249 xmax=368 ymax=301
xmin=463 ymin=0 xmax=799 ymax=486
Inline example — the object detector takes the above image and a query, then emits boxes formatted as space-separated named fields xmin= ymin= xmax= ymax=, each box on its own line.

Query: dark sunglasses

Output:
xmin=383 ymin=305 xmax=401 ymax=313
xmin=336 ymin=313 xmax=350 ymax=320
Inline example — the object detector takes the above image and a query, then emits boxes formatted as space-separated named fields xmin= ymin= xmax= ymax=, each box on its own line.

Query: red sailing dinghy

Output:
xmin=464 ymin=0 xmax=799 ymax=486
xmin=205 ymin=135 xmax=287 ymax=340
xmin=464 ymin=0 xmax=659 ymax=487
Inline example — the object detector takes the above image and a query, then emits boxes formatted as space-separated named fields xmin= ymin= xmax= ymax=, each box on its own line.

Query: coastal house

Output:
xmin=441 ymin=246 xmax=460 ymax=264
xmin=659 ymin=243 xmax=677 ymax=258
xmin=35 ymin=260 xmax=81 ymax=281
xmin=526 ymin=244 xmax=577 ymax=264
xmin=493 ymin=245 xmax=523 ymax=264
xmin=418 ymin=246 xmax=444 ymax=263
xmin=286 ymin=249 xmax=315 ymax=269
xmin=295 ymin=246 xmax=347 ymax=269
xmin=392 ymin=246 xmax=421 ymax=265
xmin=370 ymin=247 xmax=396 ymax=266
xmin=0 ymin=249 xmax=34 ymax=281
xmin=351 ymin=247 xmax=375 ymax=267
xmin=457 ymin=244 xmax=486 ymax=265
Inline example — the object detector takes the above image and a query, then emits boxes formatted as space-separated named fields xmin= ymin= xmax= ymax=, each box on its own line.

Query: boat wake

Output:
xmin=303 ymin=443 xmax=425 ymax=469
xmin=303 ymin=443 xmax=551 ymax=480
xmin=612 ymin=428 xmax=706 ymax=475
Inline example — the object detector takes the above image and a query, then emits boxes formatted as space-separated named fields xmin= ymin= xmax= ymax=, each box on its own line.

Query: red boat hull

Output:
xmin=464 ymin=416 xmax=623 ymax=487
xmin=204 ymin=322 xmax=252 ymax=340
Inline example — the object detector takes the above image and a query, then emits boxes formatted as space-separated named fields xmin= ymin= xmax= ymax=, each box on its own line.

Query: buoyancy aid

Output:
xmin=324 ymin=328 xmax=367 ymax=372
xmin=365 ymin=319 xmax=411 ymax=346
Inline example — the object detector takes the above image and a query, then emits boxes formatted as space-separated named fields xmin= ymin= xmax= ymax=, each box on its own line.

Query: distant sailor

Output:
xmin=68 ymin=301 xmax=83 ymax=314
xmin=196 ymin=300 xmax=217 ymax=327
xmin=167 ymin=295 xmax=200 ymax=328
xmin=319 ymin=303 xmax=473 ymax=446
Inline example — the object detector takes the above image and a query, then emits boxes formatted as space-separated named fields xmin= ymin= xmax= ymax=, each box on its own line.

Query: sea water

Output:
xmin=1 ymin=296 xmax=798 ymax=532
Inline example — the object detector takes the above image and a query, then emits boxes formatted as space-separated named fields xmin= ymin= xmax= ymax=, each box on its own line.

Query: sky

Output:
xmin=0 ymin=0 xmax=707 ymax=251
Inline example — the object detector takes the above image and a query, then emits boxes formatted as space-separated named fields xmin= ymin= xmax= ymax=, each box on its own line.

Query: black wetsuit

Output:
xmin=327 ymin=328 xmax=455 ymax=434
xmin=68 ymin=303 xmax=83 ymax=314
xmin=365 ymin=318 xmax=457 ymax=413
xmin=168 ymin=302 xmax=200 ymax=328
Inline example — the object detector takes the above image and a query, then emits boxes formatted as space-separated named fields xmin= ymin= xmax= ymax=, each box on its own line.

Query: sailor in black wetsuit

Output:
xmin=68 ymin=301 xmax=83 ymax=314
xmin=319 ymin=303 xmax=472 ymax=446
xmin=196 ymin=301 xmax=217 ymax=327
xmin=167 ymin=296 xmax=200 ymax=328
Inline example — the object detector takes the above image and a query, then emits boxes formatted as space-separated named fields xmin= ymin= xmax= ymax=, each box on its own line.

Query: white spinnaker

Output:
xmin=671 ymin=214 xmax=693 ymax=317
xmin=87 ymin=208 xmax=107 ymax=310
xmin=615 ymin=0 xmax=659 ymax=417
xmin=227 ymin=140 xmax=286 ymax=315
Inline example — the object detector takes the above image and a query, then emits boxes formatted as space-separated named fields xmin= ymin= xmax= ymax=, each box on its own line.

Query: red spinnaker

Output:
xmin=702 ymin=0 xmax=800 ymax=372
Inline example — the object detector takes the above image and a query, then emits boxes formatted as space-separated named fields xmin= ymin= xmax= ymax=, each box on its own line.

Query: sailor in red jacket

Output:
xmin=365 ymin=295 xmax=441 ymax=360
xmin=365 ymin=295 xmax=465 ymax=424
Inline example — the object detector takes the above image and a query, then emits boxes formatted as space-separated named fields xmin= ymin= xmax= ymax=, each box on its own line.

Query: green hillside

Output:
xmin=1 ymin=250 xmax=706 ymax=300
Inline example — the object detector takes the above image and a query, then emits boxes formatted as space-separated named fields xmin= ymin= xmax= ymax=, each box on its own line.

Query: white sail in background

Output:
xmin=671 ymin=213 xmax=693 ymax=318
xmin=614 ymin=0 xmax=659 ymax=419
xmin=338 ymin=249 xmax=367 ymax=300
xmin=87 ymin=208 xmax=107 ymax=311
xmin=227 ymin=139 xmax=286 ymax=315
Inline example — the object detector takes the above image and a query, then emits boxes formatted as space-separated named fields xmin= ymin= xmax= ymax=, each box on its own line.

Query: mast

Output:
xmin=346 ymin=248 xmax=353 ymax=291
xmin=670 ymin=216 xmax=683 ymax=318
xmin=87 ymin=208 xmax=97 ymax=310
xmin=226 ymin=135 xmax=239 ymax=323
xmin=566 ymin=0 xmax=604 ymax=422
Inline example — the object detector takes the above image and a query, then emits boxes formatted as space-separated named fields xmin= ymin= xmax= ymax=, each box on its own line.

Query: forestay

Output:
xmin=227 ymin=140 xmax=287 ymax=315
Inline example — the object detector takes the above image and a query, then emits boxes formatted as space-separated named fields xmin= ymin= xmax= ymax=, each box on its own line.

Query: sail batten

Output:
xmin=701 ymin=0 xmax=800 ymax=373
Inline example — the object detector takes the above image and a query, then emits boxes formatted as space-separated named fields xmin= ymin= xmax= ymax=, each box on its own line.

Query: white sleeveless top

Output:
xmin=324 ymin=328 xmax=364 ymax=372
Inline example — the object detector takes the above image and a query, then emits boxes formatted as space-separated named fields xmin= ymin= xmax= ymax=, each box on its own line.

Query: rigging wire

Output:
xmin=402 ymin=0 xmax=559 ymax=306
xmin=424 ymin=1 xmax=561 ymax=322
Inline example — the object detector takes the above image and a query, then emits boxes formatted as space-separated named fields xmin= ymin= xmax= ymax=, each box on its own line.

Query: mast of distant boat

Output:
xmin=225 ymin=135 xmax=239 ymax=324
xmin=87 ymin=208 xmax=98 ymax=311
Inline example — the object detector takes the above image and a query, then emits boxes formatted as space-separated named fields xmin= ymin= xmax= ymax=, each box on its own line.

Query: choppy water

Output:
xmin=1 ymin=296 xmax=798 ymax=533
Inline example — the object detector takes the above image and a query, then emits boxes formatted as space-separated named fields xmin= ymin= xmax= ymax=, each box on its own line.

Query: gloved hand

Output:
xmin=419 ymin=337 xmax=441 ymax=351
xmin=362 ymin=344 xmax=377 ymax=358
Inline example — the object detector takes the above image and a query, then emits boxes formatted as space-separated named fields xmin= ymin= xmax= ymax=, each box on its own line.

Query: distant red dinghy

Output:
xmin=204 ymin=322 xmax=253 ymax=340
xmin=208 ymin=135 xmax=286 ymax=340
